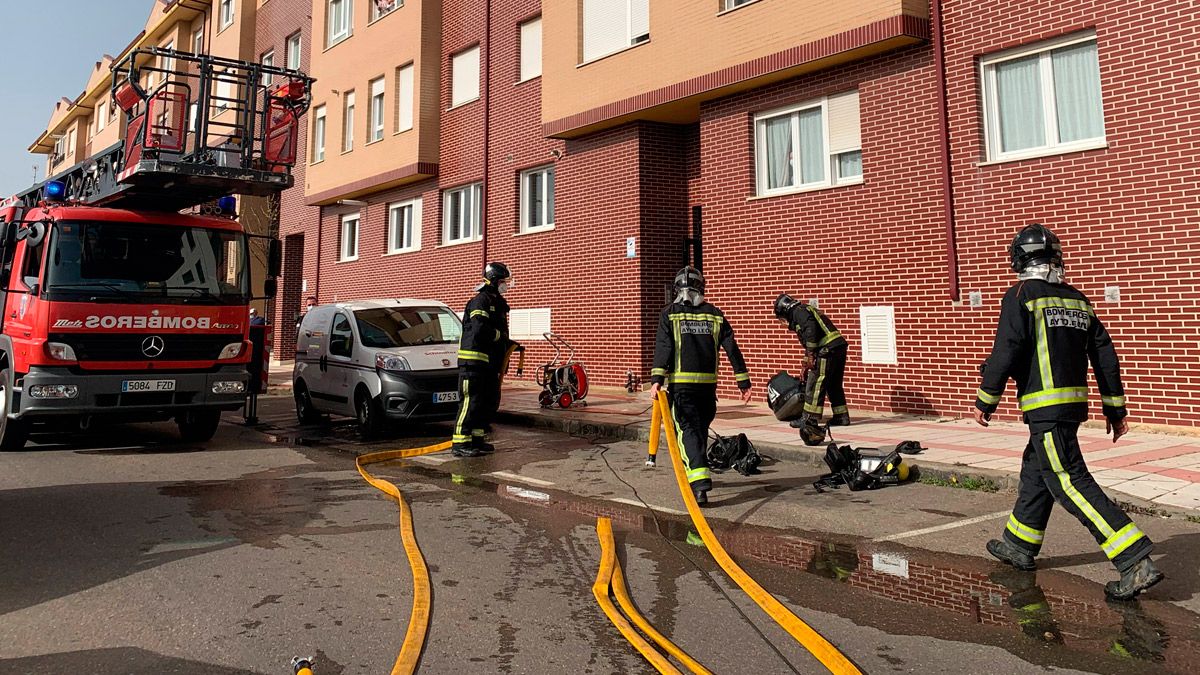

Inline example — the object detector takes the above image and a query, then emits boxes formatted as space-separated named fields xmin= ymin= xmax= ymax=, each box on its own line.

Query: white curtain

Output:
xmin=765 ymin=116 xmax=793 ymax=189
xmin=995 ymin=54 xmax=1045 ymax=152
xmin=838 ymin=150 xmax=863 ymax=179
xmin=1052 ymin=42 xmax=1104 ymax=143
xmin=798 ymin=108 xmax=824 ymax=184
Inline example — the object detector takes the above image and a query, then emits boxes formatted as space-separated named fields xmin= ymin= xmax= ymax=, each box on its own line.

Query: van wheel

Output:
xmin=356 ymin=388 xmax=384 ymax=440
xmin=0 ymin=368 xmax=30 ymax=451
xmin=295 ymin=381 xmax=321 ymax=424
xmin=177 ymin=410 xmax=221 ymax=443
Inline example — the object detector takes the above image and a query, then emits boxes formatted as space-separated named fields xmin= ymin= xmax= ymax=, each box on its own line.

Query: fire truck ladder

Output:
xmin=11 ymin=48 xmax=315 ymax=212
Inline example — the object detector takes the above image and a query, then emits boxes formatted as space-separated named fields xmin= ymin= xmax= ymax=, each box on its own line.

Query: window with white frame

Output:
xmin=189 ymin=102 xmax=198 ymax=131
xmin=451 ymin=46 xmax=480 ymax=107
xmin=443 ymin=183 xmax=482 ymax=244
xmin=754 ymin=90 xmax=862 ymax=196
xmin=581 ymin=0 xmax=649 ymax=63
xmin=369 ymin=77 xmax=385 ymax=142
xmin=261 ymin=50 xmax=274 ymax=86
xmin=981 ymin=33 xmax=1105 ymax=163
xmin=395 ymin=63 xmax=414 ymax=132
xmin=860 ymin=306 xmax=897 ymax=365
xmin=339 ymin=213 xmax=360 ymax=261
xmin=312 ymin=104 xmax=327 ymax=162
xmin=327 ymin=0 xmax=353 ymax=48
xmin=520 ymin=165 xmax=555 ymax=233
xmin=286 ymin=32 xmax=301 ymax=68
xmin=509 ymin=308 xmax=552 ymax=340
xmin=519 ymin=17 xmax=542 ymax=81
xmin=342 ymin=90 xmax=355 ymax=152
xmin=215 ymin=76 xmax=234 ymax=111
xmin=219 ymin=0 xmax=235 ymax=30
xmin=371 ymin=0 xmax=399 ymax=21
xmin=723 ymin=0 xmax=756 ymax=10
xmin=192 ymin=26 xmax=204 ymax=54
xmin=386 ymin=198 xmax=422 ymax=253
xmin=161 ymin=41 xmax=175 ymax=75
xmin=96 ymin=101 xmax=107 ymax=132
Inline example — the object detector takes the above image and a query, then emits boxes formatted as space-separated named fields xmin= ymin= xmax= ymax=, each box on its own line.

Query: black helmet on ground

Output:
xmin=773 ymin=293 xmax=802 ymax=320
xmin=673 ymin=266 xmax=705 ymax=294
xmin=483 ymin=261 xmax=511 ymax=284
xmin=1009 ymin=224 xmax=1063 ymax=273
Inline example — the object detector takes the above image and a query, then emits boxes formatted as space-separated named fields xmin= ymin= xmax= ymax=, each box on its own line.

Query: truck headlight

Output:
xmin=376 ymin=353 xmax=411 ymax=372
xmin=212 ymin=381 xmax=246 ymax=394
xmin=45 ymin=342 xmax=77 ymax=361
xmin=218 ymin=342 xmax=245 ymax=360
xmin=29 ymin=384 xmax=78 ymax=399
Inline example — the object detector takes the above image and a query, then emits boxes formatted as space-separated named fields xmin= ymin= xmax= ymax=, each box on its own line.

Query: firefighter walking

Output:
xmin=649 ymin=266 xmax=752 ymax=505
xmin=773 ymin=294 xmax=850 ymax=430
xmin=452 ymin=262 xmax=520 ymax=458
xmin=973 ymin=224 xmax=1162 ymax=600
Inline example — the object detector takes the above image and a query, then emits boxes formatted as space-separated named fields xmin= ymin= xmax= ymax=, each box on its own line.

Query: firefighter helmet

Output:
xmin=773 ymin=293 xmax=802 ymax=320
xmin=800 ymin=421 xmax=827 ymax=446
xmin=483 ymin=261 xmax=511 ymax=284
xmin=1009 ymin=224 xmax=1063 ymax=273
xmin=673 ymin=266 xmax=705 ymax=294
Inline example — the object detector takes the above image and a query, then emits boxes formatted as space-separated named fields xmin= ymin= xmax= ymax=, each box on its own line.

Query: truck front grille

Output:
xmin=49 ymin=333 xmax=241 ymax=362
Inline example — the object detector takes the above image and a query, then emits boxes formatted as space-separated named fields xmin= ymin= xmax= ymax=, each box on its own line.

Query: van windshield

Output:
xmin=354 ymin=307 xmax=463 ymax=348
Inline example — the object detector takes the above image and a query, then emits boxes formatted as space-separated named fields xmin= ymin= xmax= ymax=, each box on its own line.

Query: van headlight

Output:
xmin=218 ymin=342 xmax=245 ymax=360
xmin=45 ymin=342 xmax=77 ymax=361
xmin=376 ymin=353 xmax=411 ymax=372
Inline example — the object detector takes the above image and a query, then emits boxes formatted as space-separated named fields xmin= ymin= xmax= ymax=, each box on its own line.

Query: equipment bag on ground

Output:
xmin=707 ymin=432 xmax=762 ymax=476
xmin=766 ymin=371 xmax=806 ymax=422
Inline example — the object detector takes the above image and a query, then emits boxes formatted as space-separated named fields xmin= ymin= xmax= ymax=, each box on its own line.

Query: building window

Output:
xmin=327 ymin=0 xmax=353 ymax=48
xmin=192 ymin=26 xmax=204 ymax=54
xmin=981 ymin=33 xmax=1105 ymax=163
xmin=451 ymin=46 xmax=480 ymax=108
xmin=754 ymin=90 xmax=862 ymax=196
xmin=387 ymin=198 xmax=422 ymax=253
xmin=520 ymin=165 xmax=555 ymax=233
xmin=339 ymin=213 xmax=360 ymax=261
xmin=312 ymin=104 xmax=326 ymax=162
xmin=371 ymin=0 xmax=399 ymax=22
xmin=443 ymin=183 xmax=482 ymax=244
xmin=342 ymin=90 xmax=355 ymax=152
xmin=286 ymin=32 xmax=301 ymax=69
xmin=723 ymin=0 xmax=757 ymax=10
xmin=96 ymin=102 xmax=107 ymax=132
xmin=519 ymin=17 xmax=542 ymax=82
xmin=368 ymin=77 xmax=385 ymax=142
xmin=219 ymin=0 xmax=235 ymax=31
xmin=215 ymin=76 xmax=234 ymax=111
xmin=161 ymin=41 xmax=175 ymax=76
xmin=261 ymin=50 xmax=274 ymax=86
xmin=860 ymin=306 xmax=897 ymax=365
xmin=395 ymin=63 xmax=414 ymax=132
xmin=581 ymin=0 xmax=649 ymax=63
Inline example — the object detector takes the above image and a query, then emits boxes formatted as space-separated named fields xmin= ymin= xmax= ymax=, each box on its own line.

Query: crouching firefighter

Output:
xmin=649 ymin=266 xmax=753 ymax=505
xmin=453 ymin=262 xmax=521 ymax=458
xmin=974 ymin=223 xmax=1163 ymax=600
xmin=773 ymin=294 xmax=850 ymax=430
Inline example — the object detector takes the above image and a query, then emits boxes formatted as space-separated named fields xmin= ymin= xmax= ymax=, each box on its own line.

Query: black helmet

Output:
xmin=673 ymin=266 xmax=705 ymax=294
xmin=800 ymin=421 xmax=827 ymax=446
xmin=774 ymin=293 xmax=801 ymax=320
xmin=1009 ymin=224 xmax=1063 ymax=273
xmin=483 ymin=261 xmax=511 ymax=284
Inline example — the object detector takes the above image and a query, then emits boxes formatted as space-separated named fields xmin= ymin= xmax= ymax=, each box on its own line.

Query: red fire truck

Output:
xmin=0 ymin=48 xmax=312 ymax=450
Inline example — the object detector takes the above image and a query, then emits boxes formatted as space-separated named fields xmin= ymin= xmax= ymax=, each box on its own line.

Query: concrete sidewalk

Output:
xmin=497 ymin=382 xmax=1200 ymax=515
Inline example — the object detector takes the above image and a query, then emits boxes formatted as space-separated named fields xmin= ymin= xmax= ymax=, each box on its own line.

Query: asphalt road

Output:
xmin=1 ymin=396 xmax=1196 ymax=674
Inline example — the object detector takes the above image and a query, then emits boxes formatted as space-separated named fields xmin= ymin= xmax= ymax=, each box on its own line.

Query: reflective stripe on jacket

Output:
xmin=457 ymin=285 xmax=511 ymax=369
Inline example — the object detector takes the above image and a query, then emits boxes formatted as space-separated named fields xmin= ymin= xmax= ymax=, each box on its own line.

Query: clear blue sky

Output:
xmin=0 ymin=1 xmax=153 ymax=197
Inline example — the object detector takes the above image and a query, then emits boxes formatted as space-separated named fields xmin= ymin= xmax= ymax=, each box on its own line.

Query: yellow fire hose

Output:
xmin=654 ymin=392 xmax=861 ymax=675
xmin=646 ymin=399 xmax=661 ymax=466
xmin=356 ymin=440 xmax=452 ymax=675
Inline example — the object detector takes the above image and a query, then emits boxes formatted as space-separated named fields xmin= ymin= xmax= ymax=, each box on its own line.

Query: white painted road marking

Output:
xmin=485 ymin=471 xmax=555 ymax=487
xmin=873 ymin=510 xmax=1010 ymax=542
xmin=608 ymin=496 xmax=688 ymax=516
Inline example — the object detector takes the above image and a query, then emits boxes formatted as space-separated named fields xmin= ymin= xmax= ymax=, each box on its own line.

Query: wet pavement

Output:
xmin=1 ymin=396 xmax=1198 ymax=673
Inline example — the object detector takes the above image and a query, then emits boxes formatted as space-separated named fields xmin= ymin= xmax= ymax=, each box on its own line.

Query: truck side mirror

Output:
xmin=263 ymin=277 xmax=277 ymax=299
xmin=268 ymin=239 xmax=282 ymax=278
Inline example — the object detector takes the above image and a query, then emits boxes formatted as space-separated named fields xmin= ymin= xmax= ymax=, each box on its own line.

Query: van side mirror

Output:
xmin=268 ymin=239 xmax=282 ymax=278
xmin=263 ymin=277 xmax=277 ymax=299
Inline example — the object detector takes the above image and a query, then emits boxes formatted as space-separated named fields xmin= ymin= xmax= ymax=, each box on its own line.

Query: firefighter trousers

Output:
xmin=452 ymin=368 xmax=500 ymax=446
xmin=668 ymin=385 xmax=716 ymax=491
xmin=803 ymin=346 xmax=848 ymax=419
xmin=1002 ymin=422 xmax=1152 ymax=573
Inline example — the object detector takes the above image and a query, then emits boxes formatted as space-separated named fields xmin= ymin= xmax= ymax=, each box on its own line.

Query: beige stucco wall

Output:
xmin=541 ymin=0 xmax=927 ymax=126
xmin=304 ymin=0 xmax=440 ymax=201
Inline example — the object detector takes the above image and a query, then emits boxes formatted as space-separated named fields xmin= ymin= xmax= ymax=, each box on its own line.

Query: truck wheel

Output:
xmin=176 ymin=409 xmax=222 ymax=443
xmin=356 ymin=388 xmax=384 ymax=440
xmin=0 ymin=368 xmax=29 ymax=451
xmin=294 ymin=381 xmax=321 ymax=424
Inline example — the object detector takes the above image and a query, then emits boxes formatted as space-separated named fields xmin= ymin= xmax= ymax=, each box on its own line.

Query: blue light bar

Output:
xmin=44 ymin=181 xmax=66 ymax=201
xmin=217 ymin=195 xmax=237 ymax=213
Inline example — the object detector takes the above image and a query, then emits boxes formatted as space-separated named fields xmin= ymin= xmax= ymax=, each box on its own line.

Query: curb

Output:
xmin=496 ymin=408 xmax=1197 ymax=522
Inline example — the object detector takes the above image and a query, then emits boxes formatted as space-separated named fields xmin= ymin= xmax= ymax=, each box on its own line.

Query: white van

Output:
xmin=292 ymin=299 xmax=462 ymax=437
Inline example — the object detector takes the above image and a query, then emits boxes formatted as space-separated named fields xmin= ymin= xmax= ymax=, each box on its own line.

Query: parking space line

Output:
xmin=485 ymin=471 xmax=554 ymax=487
xmin=607 ymin=496 xmax=688 ymax=517
xmin=873 ymin=510 xmax=1010 ymax=542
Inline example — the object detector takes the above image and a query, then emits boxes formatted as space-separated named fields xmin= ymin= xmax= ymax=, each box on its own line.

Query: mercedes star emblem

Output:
xmin=141 ymin=335 xmax=165 ymax=358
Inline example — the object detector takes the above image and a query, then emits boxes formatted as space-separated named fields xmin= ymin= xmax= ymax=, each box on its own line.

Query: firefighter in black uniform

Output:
xmin=452 ymin=262 xmax=520 ymax=458
xmin=974 ymin=224 xmax=1162 ymax=601
xmin=773 ymin=294 xmax=850 ymax=428
xmin=649 ymin=266 xmax=753 ymax=505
